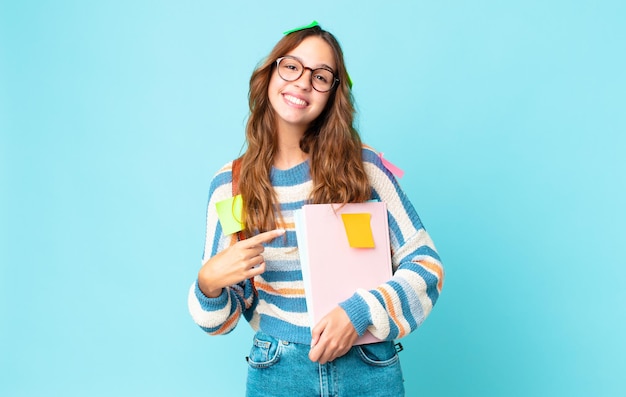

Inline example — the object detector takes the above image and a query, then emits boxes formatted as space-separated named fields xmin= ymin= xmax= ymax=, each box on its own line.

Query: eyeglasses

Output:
xmin=275 ymin=56 xmax=339 ymax=93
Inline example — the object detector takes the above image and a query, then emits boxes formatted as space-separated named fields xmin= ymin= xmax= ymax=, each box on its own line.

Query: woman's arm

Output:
xmin=187 ymin=163 xmax=284 ymax=335
xmin=308 ymin=148 xmax=444 ymax=362
xmin=339 ymin=148 xmax=445 ymax=341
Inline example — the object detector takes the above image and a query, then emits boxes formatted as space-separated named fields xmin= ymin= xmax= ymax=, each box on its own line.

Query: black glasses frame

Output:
xmin=275 ymin=56 xmax=339 ymax=93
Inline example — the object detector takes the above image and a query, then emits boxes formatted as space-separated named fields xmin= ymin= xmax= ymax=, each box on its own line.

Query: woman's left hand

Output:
xmin=308 ymin=306 xmax=358 ymax=364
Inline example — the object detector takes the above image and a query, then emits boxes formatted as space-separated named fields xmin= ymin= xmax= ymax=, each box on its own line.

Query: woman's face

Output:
xmin=268 ymin=36 xmax=336 ymax=134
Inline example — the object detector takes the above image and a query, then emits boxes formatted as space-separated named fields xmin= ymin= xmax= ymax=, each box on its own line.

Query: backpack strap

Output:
xmin=231 ymin=157 xmax=245 ymax=242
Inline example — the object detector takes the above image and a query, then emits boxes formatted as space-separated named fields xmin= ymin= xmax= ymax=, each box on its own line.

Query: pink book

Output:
xmin=294 ymin=202 xmax=392 ymax=345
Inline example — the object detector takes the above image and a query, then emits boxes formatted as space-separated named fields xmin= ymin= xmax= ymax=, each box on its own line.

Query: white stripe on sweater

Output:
xmin=355 ymin=289 xmax=391 ymax=340
xmin=394 ymin=268 xmax=433 ymax=318
xmin=255 ymin=300 xmax=311 ymax=327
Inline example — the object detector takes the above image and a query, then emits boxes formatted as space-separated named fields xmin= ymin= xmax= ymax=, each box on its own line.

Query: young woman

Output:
xmin=188 ymin=22 xmax=444 ymax=396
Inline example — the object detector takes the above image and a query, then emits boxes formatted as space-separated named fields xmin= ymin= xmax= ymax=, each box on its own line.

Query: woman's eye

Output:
xmin=314 ymin=74 xmax=328 ymax=83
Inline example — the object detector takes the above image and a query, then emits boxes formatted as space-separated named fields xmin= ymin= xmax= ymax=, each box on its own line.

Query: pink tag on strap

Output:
xmin=379 ymin=153 xmax=405 ymax=178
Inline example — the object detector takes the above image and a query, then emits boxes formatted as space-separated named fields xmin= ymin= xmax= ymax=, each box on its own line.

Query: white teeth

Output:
xmin=284 ymin=94 xmax=307 ymax=106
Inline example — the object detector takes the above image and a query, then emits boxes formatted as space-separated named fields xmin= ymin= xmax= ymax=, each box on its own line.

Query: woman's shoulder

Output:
xmin=360 ymin=143 xmax=403 ymax=188
xmin=207 ymin=160 xmax=237 ymax=197
xmin=360 ymin=144 xmax=386 ymax=169
xmin=212 ymin=160 xmax=235 ymax=181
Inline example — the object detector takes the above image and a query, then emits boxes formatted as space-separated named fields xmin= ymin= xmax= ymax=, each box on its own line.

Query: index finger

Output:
xmin=245 ymin=229 xmax=285 ymax=246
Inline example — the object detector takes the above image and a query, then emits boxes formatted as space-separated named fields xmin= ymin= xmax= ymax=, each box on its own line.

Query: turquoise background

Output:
xmin=2 ymin=1 xmax=625 ymax=396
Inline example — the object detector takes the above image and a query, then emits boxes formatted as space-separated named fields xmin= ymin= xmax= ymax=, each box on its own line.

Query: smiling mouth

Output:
xmin=283 ymin=94 xmax=308 ymax=107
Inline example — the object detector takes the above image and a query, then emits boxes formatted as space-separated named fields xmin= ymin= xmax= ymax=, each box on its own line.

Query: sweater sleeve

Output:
xmin=187 ymin=162 xmax=258 ymax=335
xmin=338 ymin=148 xmax=444 ymax=340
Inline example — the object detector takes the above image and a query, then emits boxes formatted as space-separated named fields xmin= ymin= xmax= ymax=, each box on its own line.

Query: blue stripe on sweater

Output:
xmin=270 ymin=161 xmax=311 ymax=186
xmin=264 ymin=230 xmax=298 ymax=248
xmin=262 ymin=270 xmax=303 ymax=282
xmin=198 ymin=324 xmax=224 ymax=334
xmin=259 ymin=315 xmax=311 ymax=340
xmin=208 ymin=169 xmax=233 ymax=194
xmin=387 ymin=280 xmax=423 ymax=328
xmin=361 ymin=147 xmax=382 ymax=166
xmin=386 ymin=212 xmax=405 ymax=247
xmin=209 ymin=222 xmax=224 ymax=258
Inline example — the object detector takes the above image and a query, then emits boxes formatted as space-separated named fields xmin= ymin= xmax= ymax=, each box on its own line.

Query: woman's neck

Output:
xmin=273 ymin=144 xmax=308 ymax=170
xmin=274 ymin=124 xmax=309 ymax=170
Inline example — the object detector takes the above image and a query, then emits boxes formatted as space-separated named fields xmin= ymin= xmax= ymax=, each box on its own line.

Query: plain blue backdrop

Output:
xmin=1 ymin=1 xmax=625 ymax=396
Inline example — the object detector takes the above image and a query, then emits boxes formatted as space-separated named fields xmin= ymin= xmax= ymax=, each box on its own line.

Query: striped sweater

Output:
xmin=188 ymin=146 xmax=444 ymax=344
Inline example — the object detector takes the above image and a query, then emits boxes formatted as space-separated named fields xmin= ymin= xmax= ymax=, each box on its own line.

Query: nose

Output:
xmin=294 ymin=67 xmax=314 ymax=90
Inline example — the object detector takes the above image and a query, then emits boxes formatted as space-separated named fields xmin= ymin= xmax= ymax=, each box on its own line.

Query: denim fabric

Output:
xmin=246 ymin=331 xmax=405 ymax=397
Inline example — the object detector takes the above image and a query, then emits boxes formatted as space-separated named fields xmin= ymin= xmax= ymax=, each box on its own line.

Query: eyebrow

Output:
xmin=286 ymin=55 xmax=335 ymax=73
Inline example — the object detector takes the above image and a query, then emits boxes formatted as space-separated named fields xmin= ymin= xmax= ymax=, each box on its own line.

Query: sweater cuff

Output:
xmin=194 ymin=280 xmax=228 ymax=311
xmin=339 ymin=293 xmax=371 ymax=336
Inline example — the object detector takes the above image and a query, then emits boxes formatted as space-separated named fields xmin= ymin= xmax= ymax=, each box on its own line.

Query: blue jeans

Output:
xmin=246 ymin=331 xmax=405 ymax=397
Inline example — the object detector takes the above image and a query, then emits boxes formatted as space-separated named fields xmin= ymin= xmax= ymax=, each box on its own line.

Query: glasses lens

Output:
xmin=277 ymin=57 xmax=303 ymax=81
xmin=311 ymin=69 xmax=334 ymax=92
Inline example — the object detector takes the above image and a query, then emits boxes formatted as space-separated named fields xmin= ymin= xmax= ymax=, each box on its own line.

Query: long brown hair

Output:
xmin=239 ymin=25 xmax=371 ymax=235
